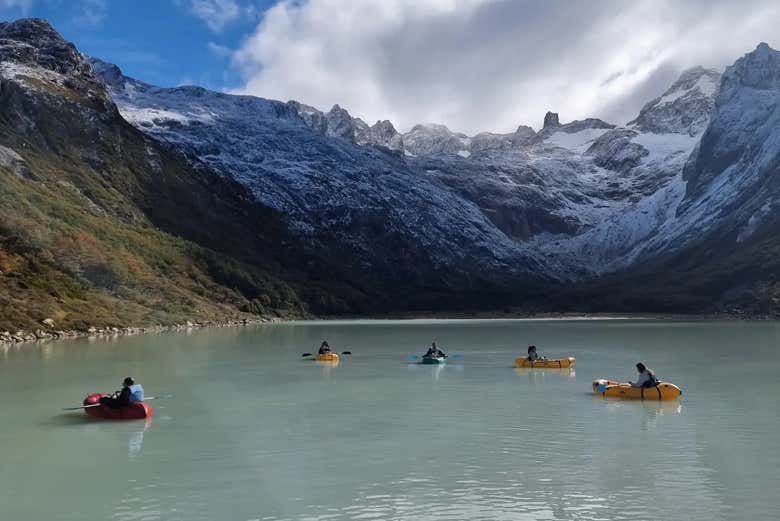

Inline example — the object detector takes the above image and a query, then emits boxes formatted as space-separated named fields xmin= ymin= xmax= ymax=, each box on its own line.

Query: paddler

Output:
xmin=318 ymin=341 xmax=332 ymax=355
xmin=527 ymin=345 xmax=545 ymax=361
xmin=629 ymin=363 xmax=659 ymax=388
xmin=423 ymin=342 xmax=446 ymax=358
xmin=99 ymin=377 xmax=144 ymax=408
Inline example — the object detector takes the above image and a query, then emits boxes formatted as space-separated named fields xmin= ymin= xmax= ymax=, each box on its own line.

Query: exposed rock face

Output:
xmin=324 ymin=104 xmax=355 ymax=140
xmin=403 ymin=123 xmax=471 ymax=157
xmin=684 ymin=44 xmax=780 ymax=198
xmin=587 ymin=129 xmax=649 ymax=173
xmin=287 ymin=101 xmax=405 ymax=152
xmin=536 ymin=115 xmax=615 ymax=141
xmin=629 ymin=66 xmax=721 ymax=136
xmin=0 ymin=18 xmax=113 ymax=114
xmin=0 ymin=145 xmax=33 ymax=179
xmin=470 ymin=132 xmax=514 ymax=153
xmin=512 ymin=125 xmax=537 ymax=147
xmin=543 ymin=111 xmax=560 ymax=128
xmin=679 ymin=43 xmax=780 ymax=230
xmin=354 ymin=119 xmax=404 ymax=152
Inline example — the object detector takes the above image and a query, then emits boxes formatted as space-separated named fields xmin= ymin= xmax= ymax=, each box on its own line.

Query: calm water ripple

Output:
xmin=1 ymin=319 xmax=779 ymax=520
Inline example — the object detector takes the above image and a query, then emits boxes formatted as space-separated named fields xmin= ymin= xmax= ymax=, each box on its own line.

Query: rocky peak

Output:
xmin=0 ymin=18 xmax=112 ymax=113
xmin=324 ymin=104 xmax=356 ymax=141
xmin=683 ymin=43 xmax=780 ymax=197
xmin=543 ymin=111 xmax=560 ymax=128
xmin=512 ymin=125 xmax=537 ymax=146
xmin=628 ymin=66 xmax=721 ymax=136
xmin=536 ymin=113 xmax=614 ymax=142
xmin=358 ymin=119 xmax=404 ymax=152
xmin=287 ymin=100 xmax=328 ymax=134
xmin=1 ymin=18 xmax=88 ymax=78
xmin=721 ymin=42 xmax=780 ymax=92
xmin=402 ymin=123 xmax=471 ymax=157
xmin=89 ymin=57 xmax=125 ymax=89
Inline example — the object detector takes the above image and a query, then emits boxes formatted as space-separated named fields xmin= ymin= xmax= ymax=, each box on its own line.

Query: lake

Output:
xmin=1 ymin=319 xmax=778 ymax=520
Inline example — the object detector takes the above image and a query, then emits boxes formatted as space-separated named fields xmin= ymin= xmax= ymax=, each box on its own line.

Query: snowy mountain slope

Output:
xmin=0 ymin=18 xmax=372 ymax=327
xmin=629 ymin=67 xmax=720 ymax=136
xmin=92 ymin=59 xmax=548 ymax=288
xmin=9 ymin=17 xmax=780 ymax=318
xmin=566 ymin=48 xmax=780 ymax=314
xmin=92 ymin=56 xmax=726 ymax=282
xmin=553 ymin=44 xmax=780 ymax=285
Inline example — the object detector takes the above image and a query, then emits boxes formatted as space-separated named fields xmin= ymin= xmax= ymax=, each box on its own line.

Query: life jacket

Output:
xmin=641 ymin=370 xmax=659 ymax=388
xmin=128 ymin=384 xmax=144 ymax=403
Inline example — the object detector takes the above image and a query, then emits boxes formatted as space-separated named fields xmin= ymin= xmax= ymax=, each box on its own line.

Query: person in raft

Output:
xmin=423 ymin=342 xmax=446 ymax=358
xmin=630 ymin=363 xmax=660 ymax=388
xmin=100 ymin=377 xmax=144 ymax=409
xmin=526 ymin=345 xmax=546 ymax=361
xmin=318 ymin=341 xmax=332 ymax=355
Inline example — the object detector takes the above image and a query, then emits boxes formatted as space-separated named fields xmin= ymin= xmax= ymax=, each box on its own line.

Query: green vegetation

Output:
xmin=0 ymin=69 xmax=319 ymax=331
xmin=0 ymin=161 xmax=305 ymax=331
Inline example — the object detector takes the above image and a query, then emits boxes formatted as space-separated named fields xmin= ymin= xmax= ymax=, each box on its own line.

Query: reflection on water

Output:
xmin=128 ymin=417 xmax=152 ymax=459
xmin=1 ymin=319 xmax=779 ymax=520
xmin=514 ymin=367 xmax=576 ymax=378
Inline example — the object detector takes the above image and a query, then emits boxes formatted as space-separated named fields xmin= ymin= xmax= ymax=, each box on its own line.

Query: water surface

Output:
xmin=1 ymin=319 xmax=778 ymax=520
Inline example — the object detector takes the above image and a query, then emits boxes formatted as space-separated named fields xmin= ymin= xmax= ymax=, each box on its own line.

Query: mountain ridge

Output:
xmin=3 ymin=18 xmax=780 ymax=333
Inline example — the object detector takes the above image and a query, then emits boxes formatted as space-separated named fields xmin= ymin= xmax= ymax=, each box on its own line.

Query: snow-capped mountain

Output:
xmin=91 ymin=58 xmax=547 ymax=290
xmin=92 ymin=54 xmax=728 ymax=282
xmin=629 ymin=66 xmax=720 ymax=136
xmin=6 ymin=17 xmax=780 ymax=316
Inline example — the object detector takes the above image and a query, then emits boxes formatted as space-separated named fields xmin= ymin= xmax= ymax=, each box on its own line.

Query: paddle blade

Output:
xmin=301 ymin=353 xmax=312 ymax=357
xmin=61 ymin=403 xmax=102 ymax=411
xmin=407 ymin=355 xmax=419 ymax=362
xmin=448 ymin=354 xmax=463 ymax=359
xmin=144 ymin=394 xmax=174 ymax=401
xmin=341 ymin=351 xmax=352 ymax=355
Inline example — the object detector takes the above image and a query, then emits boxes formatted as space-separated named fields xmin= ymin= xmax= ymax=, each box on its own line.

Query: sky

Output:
xmin=1 ymin=0 xmax=779 ymax=134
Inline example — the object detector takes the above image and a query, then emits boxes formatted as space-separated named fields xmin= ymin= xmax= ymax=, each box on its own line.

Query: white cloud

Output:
xmin=188 ymin=0 xmax=241 ymax=33
xmin=232 ymin=0 xmax=780 ymax=134
xmin=72 ymin=0 xmax=107 ymax=27
xmin=207 ymin=41 xmax=232 ymax=58
xmin=0 ymin=0 xmax=33 ymax=13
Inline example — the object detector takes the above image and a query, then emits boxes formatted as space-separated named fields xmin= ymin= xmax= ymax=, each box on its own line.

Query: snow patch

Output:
xmin=544 ymin=128 xmax=610 ymax=153
xmin=657 ymin=74 xmax=718 ymax=106
xmin=632 ymin=132 xmax=699 ymax=161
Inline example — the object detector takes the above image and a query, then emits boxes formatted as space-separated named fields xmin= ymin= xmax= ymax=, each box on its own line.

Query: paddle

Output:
xmin=407 ymin=353 xmax=461 ymax=362
xmin=303 ymin=351 xmax=351 ymax=358
xmin=61 ymin=394 xmax=174 ymax=411
xmin=596 ymin=383 xmax=627 ymax=393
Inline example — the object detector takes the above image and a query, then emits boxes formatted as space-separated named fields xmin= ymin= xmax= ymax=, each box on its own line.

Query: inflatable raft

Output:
xmin=83 ymin=393 xmax=152 ymax=420
xmin=315 ymin=352 xmax=339 ymax=362
xmin=422 ymin=356 xmax=446 ymax=365
xmin=515 ymin=356 xmax=575 ymax=368
xmin=592 ymin=379 xmax=682 ymax=401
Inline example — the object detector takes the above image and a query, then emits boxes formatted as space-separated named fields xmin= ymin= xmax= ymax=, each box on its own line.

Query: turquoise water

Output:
xmin=1 ymin=319 xmax=779 ymax=520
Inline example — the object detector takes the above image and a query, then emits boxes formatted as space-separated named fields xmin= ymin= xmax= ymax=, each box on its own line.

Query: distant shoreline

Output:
xmin=2 ymin=310 xmax=774 ymax=347
xmin=320 ymin=310 xmax=774 ymax=322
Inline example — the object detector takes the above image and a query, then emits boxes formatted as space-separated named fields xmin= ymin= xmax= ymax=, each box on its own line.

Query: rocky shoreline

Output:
xmin=0 ymin=317 xmax=279 ymax=346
